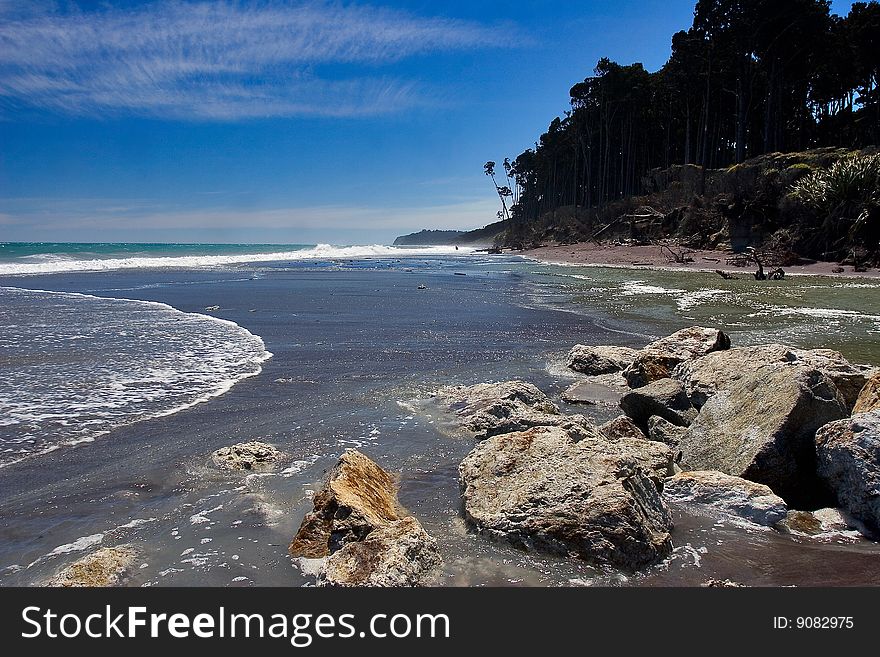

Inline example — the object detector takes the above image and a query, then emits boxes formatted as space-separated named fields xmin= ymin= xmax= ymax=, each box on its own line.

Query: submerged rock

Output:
xmin=289 ymin=450 xmax=440 ymax=586
xmin=673 ymin=344 xmax=875 ymax=409
xmin=620 ymin=378 xmax=697 ymax=433
xmin=678 ymin=365 xmax=847 ymax=507
xmin=853 ymin=372 xmax=880 ymax=414
xmin=212 ymin=441 xmax=281 ymax=471
xmin=46 ymin=546 xmax=137 ymax=587
xmin=664 ymin=470 xmax=787 ymax=527
xmin=459 ymin=425 xmax=674 ymax=570
xmin=815 ymin=411 xmax=880 ymax=536
xmin=566 ymin=345 xmax=639 ymax=375
xmin=623 ymin=327 xmax=730 ymax=388
xmin=435 ymin=380 xmax=589 ymax=439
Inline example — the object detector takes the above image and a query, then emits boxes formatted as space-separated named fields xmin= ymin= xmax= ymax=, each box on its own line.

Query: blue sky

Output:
xmin=0 ymin=0 xmax=856 ymax=244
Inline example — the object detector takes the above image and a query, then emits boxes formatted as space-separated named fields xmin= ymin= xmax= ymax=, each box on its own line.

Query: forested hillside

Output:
xmin=489 ymin=0 xmax=879 ymax=263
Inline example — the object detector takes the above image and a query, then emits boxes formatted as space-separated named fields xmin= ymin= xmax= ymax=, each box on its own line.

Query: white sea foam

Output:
xmin=0 ymin=244 xmax=473 ymax=276
xmin=0 ymin=287 xmax=273 ymax=467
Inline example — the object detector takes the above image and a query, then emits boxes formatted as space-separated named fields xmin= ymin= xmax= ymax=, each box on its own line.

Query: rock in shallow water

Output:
xmin=212 ymin=441 xmax=281 ymax=471
xmin=458 ymin=425 xmax=674 ymax=570
xmin=566 ymin=345 xmax=639 ymax=375
xmin=435 ymin=380 xmax=590 ymax=439
xmin=815 ymin=411 xmax=880 ymax=536
xmin=46 ymin=546 xmax=138 ymax=587
xmin=678 ymin=364 xmax=847 ymax=507
xmin=289 ymin=450 xmax=440 ymax=586
xmin=664 ymin=470 xmax=787 ymax=527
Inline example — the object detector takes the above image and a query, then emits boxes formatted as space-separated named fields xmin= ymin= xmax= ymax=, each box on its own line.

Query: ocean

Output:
xmin=1 ymin=242 xmax=879 ymax=587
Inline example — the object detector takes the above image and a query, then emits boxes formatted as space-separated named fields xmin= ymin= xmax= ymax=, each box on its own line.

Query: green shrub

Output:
xmin=789 ymin=154 xmax=880 ymax=217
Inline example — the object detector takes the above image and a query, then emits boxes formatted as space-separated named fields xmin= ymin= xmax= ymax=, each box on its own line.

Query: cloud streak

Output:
xmin=0 ymin=1 xmax=515 ymax=119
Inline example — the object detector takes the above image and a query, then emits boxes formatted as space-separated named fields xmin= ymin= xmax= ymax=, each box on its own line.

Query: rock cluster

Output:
xmin=565 ymin=324 xmax=879 ymax=538
xmin=289 ymin=450 xmax=440 ymax=586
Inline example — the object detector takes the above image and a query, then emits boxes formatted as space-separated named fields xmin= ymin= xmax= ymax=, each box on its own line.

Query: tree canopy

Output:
xmin=502 ymin=0 xmax=880 ymax=243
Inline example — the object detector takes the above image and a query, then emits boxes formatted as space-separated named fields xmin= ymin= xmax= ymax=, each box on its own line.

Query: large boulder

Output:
xmin=664 ymin=470 xmax=787 ymax=527
xmin=289 ymin=450 xmax=440 ymax=586
xmin=566 ymin=345 xmax=639 ymax=375
xmin=623 ymin=326 xmax=731 ymax=388
xmin=459 ymin=425 xmax=674 ymax=570
xmin=212 ymin=441 xmax=281 ymax=471
xmin=853 ymin=373 xmax=880 ymax=414
xmin=46 ymin=546 xmax=137 ymax=587
xmin=815 ymin=411 xmax=880 ymax=536
xmin=620 ymin=378 xmax=697 ymax=434
xmin=678 ymin=365 xmax=848 ymax=506
xmin=673 ymin=344 xmax=876 ymax=409
xmin=435 ymin=380 xmax=589 ymax=439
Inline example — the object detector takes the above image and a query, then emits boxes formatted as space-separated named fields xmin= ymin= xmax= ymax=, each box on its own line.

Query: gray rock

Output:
xmin=45 ymin=546 xmax=138 ymax=587
xmin=435 ymin=380 xmax=590 ymax=439
xmin=623 ymin=326 xmax=731 ymax=388
xmin=459 ymin=425 xmax=674 ymax=570
xmin=664 ymin=470 xmax=787 ymax=526
xmin=620 ymin=378 xmax=697 ymax=434
xmin=673 ymin=344 xmax=876 ymax=409
xmin=289 ymin=450 xmax=440 ymax=586
xmin=212 ymin=441 xmax=281 ymax=471
xmin=566 ymin=345 xmax=639 ymax=375
xmin=815 ymin=411 xmax=880 ymax=536
xmin=648 ymin=415 xmax=688 ymax=452
xmin=678 ymin=365 xmax=848 ymax=507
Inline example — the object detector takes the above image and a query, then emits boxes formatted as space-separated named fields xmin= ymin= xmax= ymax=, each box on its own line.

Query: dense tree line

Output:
xmin=499 ymin=0 xmax=879 ymax=243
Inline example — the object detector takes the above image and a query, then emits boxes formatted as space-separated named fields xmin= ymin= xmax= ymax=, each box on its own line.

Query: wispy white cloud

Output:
xmin=0 ymin=1 xmax=516 ymax=119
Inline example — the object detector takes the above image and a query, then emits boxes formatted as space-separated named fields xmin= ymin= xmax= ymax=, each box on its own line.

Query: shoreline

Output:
xmin=521 ymin=243 xmax=880 ymax=279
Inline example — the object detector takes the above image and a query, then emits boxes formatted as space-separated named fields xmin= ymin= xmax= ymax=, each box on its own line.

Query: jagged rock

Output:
xmin=289 ymin=450 xmax=440 ymax=586
xmin=678 ymin=365 xmax=848 ymax=507
xmin=648 ymin=415 xmax=688 ymax=452
xmin=620 ymin=378 xmax=697 ymax=434
xmin=212 ymin=441 xmax=281 ymax=471
xmin=599 ymin=415 xmax=647 ymax=442
xmin=566 ymin=345 xmax=639 ymax=375
xmin=815 ymin=411 xmax=880 ymax=535
xmin=673 ymin=344 xmax=876 ymax=409
xmin=853 ymin=373 xmax=880 ymax=414
xmin=623 ymin=326 xmax=731 ymax=388
xmin=435 ymin=380 xmax=590 ymax=439
xmin=46 ymin=546 xmax=137 ymax=587
xmin=664 ymin=470 xmax=787 ymax=526
xmin=459 ymin=425 xmax=674 ymax=570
